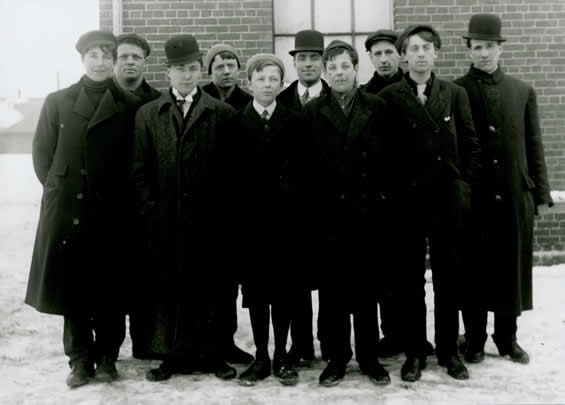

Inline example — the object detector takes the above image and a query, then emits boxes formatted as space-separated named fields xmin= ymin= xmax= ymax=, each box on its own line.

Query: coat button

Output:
xmin=361 ymin=151 xmax=367 ymax=158
xmin=437 ymin=155 xmax=442 ymax=161
xmin=62 ymin=240 xmax=67 ymax=245
xmin=492 ymin=159 xmax=499 ymax=166
xmin=488 ymin=125 xmax=496 ymax=133
xmin=361 ymin=193 xmax=368 ymax=200
xmin=76 ymin=193 xmax=84 ymax=200
xmin=495 ymin=194 xmax=502 ymax=202
xmin=72 ymin=218 xmax=80 ymax=225
xmin=80 ymin=168 xmax=87 ymax=175
xmin=339 ymin=194 xmax=345 ymax=200
xmin=361 ymin=172 xmax=367 ymax=178
xmin=60 ymin=123 xmax=64 ymax=128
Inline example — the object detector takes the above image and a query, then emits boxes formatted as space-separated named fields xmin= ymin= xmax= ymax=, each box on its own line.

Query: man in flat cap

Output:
xmin=131 ymin=34 xmax=236 ymax=382
xmin=378 ymin=24 xmax=480 ymax=382
xmin=303 ymin=40 xmax=391 ymax=387
xmin=455 ymin=14 xmax=552 ymax=366
xmin=203 ymin=43 xmax=252 ymax=111
xmin=277 ymin=28 xmax=330 ymax=368
xmin=26 ymin=30 xmax=137 ymax=388
xmin=360 ymin=29 xmax=403 ymax=94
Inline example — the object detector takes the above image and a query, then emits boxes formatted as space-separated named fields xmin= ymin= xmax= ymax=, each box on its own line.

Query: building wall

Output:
xmin=100 ymin=0 xmax=565 ymax=264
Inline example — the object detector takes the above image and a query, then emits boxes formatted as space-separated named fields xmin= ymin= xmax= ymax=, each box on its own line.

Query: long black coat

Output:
xmin=302 ymin=90 xmax=390 ymax=303
xmin=26 ymin=78 xmax=137 ymax=316
xmin=277 ymin=79 xmax=331 ymax=114
xmin=220 ymin=102 xmax=307 ymax=304
xmin=455 ymin=66 xmax=552 ymax=316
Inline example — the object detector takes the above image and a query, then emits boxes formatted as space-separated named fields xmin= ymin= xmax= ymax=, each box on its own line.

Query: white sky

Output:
xmin=0 ymin=0 xmax=100 ymax=98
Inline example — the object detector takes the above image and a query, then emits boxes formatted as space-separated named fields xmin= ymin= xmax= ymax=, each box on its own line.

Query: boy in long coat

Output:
xmin=26 ymin=31 xmax=136 ymax=388
xmin=455 ymin=14 xmax=553 ymax=365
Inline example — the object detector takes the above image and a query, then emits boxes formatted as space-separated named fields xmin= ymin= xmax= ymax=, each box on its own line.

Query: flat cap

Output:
xmin=323 ymin=39 xmax=358 ymax=62
xmin=165 ymin=34 xmax=203 ymax=65
xmin=75 ymin=30 xmax=117 ymax=55
xmin=289 ymin=29 xmax=324 ymax=56
xmin=364 ymin=29 xmax=399 ymax=51
xmin=396 ymin=24 xmax=442 ymax=53
xmin=246 ymin=53 xmax=285 ymax=80
xmin=117 ymin=33 xmax=151 ymax=57
xmin=206 ymin=44 xmax=241 ymax=75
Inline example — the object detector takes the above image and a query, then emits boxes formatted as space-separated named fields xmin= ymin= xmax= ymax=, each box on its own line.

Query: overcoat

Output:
xmin=220 ymin=102 xmax=307 ymax=305
xmin=26 ymin=77 xmax=137 ymax=316
xmin=302 ymin=89 xmax=390 ymax=303
xmin=202 ymin=82 xmax=252 ymax=111
xmin=277 ymin=79 xmax=331 ymax=114
xmin=359 ymin=68 xmax=403 ymax=95
xmin=131 ymin=87 xmax=234 ymax=354
xmin=454 ymin=66 xmax=552 ymax=316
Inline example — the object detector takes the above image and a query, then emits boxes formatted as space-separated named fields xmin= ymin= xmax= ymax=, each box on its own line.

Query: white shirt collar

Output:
xmin=172 ymin=86 xmax=197 ymax=101
xmin=252 ymin=99 xmax=277 ymax=119
xmin=297 ymin=80 xmax=323 ymax=98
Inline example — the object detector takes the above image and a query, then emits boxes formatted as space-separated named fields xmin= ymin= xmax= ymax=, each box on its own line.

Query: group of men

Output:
xmin=26 ymin=13 xmax=553 ymax=390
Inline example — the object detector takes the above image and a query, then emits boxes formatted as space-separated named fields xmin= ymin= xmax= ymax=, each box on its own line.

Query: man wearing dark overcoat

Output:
xmin=454 ymin=14 xmax=553 ymax=365
xmin=276 ymin=29 xmax=329 ymax=365
xmin=130 ymin=34 xmax=236 ymax=382
xmin=26 ymin=30 xmax=137 ymax=388
xmin=377 ymin=25 xmax=480 ymax=382
xmin=303 ymin=40 xmax=391 ymax=387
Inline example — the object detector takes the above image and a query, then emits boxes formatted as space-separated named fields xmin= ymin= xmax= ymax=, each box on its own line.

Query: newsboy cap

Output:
xmin=289 ymin=29 xmax=324 ymax=56
xmin=462 ymin=14 xmax=506 ymax=42
xmin=75 ymin=30 xmax=117 ymax=55
xmin=364 ymin=29 xmax=399 ymax=52
xmin=395 ymin=24 xmax=442 ymax=53
xmin=246 ymin=53 xmax=285 ymax=81
xmin=165 ymin=35 xmax=203 ymax=65
xmin=206 ymin=44 xmax=241 ymax=75
xmin=117 ymin=33 xmax=152 ymax=57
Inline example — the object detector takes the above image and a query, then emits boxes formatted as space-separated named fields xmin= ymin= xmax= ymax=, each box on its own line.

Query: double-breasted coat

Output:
xmin=26 ymin=78 xmax=138 ymax=316
xmin=131 ymin=87 xmax=234 ymax=355
xmin=455 ymin=66 xmax=552 ymax=316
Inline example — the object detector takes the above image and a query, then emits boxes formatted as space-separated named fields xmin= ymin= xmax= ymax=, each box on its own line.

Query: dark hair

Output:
xmin=210 ymin=51 xmax=240 ymax=73
xmin=247 ymin=60 xmax=284 ymax=82
xmin=82 ymin=44 xmax=117 ymax=62
xmin=323 ymin=44 xmax=359 ymax=67
xmin=465 ymin=38 xmax=503 ymax=49
xmin=400 ymin=30 xmax=438 ymax=54
xmin=118 ymin=37 xmax=150 ymax=57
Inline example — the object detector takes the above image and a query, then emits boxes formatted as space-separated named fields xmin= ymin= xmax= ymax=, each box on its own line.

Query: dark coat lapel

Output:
xmin=88 ymin=89 xmax=119 ymax=131
xmin=183 ymin=89 xmax=216 ymax=137
xmin=425 ymin=78 xmax=450 ymax=124
xmin=320 ymin=94 xmax=347 ymax=136
xmin=345 ymin=93 xmax=372 ymax=150
xmin=72 ymin=87 xmax=95 ymax=121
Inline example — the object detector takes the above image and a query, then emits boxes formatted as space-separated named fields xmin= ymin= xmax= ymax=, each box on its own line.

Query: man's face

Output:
xmin=167 ymin=60 xmax=202 ymax=96
xmin=324 ymin=50 xmax=358 ymax=94
xmin=115 ymin=43 xmax=146 ymax=82
xmin=469 ymin=39 xmax=502 ymax=74
xmin=211 ymin=55 xmax=238 ymax=90
xmin=403 ymin=34 xmax=437 ymax=74
xmin=82 ymin=46 xmax=114 ymax=82
xmin=369 ymin=40 xmax=400 ymax=78
xmin=293 ymin=51 xmax=323 ymax=86
xmin=249 ymin=65 xmax=283 ymax=106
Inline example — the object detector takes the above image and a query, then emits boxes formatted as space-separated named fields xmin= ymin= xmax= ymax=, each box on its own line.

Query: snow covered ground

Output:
xmin=1 ymin=154 xmax=564 ymax=404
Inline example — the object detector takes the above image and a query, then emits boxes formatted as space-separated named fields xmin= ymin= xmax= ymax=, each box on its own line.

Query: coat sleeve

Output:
xmin=32 ymin=94 xmax=59 ymax=185
xmin=130 ymin=107 xmax=156 ymax=217
xmin=524 ymin=86 xmax=553 ymax=206
xmin=454 ymin=85 xmax=481 ymax=185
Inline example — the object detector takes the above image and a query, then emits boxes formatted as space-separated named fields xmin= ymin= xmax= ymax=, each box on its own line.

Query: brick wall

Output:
xmin=100 ymin=0 xmax=565 ymax=263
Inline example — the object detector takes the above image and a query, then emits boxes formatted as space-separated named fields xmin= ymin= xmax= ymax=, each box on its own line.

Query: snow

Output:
xmin=1 ymin=154 xmax=565 ymax=404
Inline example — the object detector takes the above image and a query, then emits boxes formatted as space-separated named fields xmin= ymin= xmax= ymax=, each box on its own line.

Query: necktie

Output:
xmin=176 ymin=94 xmax=193 ymax=117
xmin=261 ymin=109 xmax=269 ymax=122
xmin=300 ymin=88 xmax=310 ymax=106
xmin=416 ymin=84 xmax=427 ymax=105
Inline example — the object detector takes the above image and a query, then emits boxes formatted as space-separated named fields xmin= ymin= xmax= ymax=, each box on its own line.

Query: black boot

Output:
xmin=95 ymin=356 xmax=118 ymax=383
xmin=494 ymin=340 xmax=530 ymax=364
xmin=401 ymin=356 xmax=426 ymax=382
xmin=438 ymin=354 xmax=469 ymax=380
xmin=146 ymin=361 xmax=177 ymax=382
xmin=66 ymin=361 xmax=94 ymax=388
xmin=360 ymin=361 xmax=391 ymax=386
xmin=238 ymin=357 xmax=272 ymax=386
xmin=273 ymin=356 xmax=299 ymax=386
xmin=319 ymin=361 xmax=346 ymax=387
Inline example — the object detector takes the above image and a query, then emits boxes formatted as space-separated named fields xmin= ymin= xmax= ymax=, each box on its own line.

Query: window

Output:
xmin=273 ymin=0 xmax=393 ymax=84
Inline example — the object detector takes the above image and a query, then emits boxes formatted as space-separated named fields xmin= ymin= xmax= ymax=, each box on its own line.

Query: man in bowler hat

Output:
xmin=378 ymin=25 xmax=480 ymax=382
xmin=455 ymin=14 xmax=553 ymax=365
xmin=277 ymin=28 xmax=331 ymax=366
xmin=131 ymin=34 xmax=236 ymax=382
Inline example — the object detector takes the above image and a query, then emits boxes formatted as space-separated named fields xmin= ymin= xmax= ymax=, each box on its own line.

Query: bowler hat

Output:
xmin=364 ymin=29 xmax=399 ymax=52
xmin=395 ymin=24 xmax=442 ymax=53
xmin=206 ymin=44 xmax=241 ymax=75
xmin=75 ymin=30 xmax=117 ymax=55
xmin=289 ymin=30 xmax=324 ymax=56
xmin=117 ymin=33 xmax=152 ymax=57
xmin=462 ymin=14 xmax=506 ymax=42
xmin=165 ymin=35 xmax=203 ymax=65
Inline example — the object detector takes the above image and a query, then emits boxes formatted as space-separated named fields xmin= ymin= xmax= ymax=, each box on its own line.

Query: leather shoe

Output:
xmin=226 ymin=344 xmax=254 ymax=365
xmin=438 ymin=354 xmax=469 ymax=380
xmin=273 ymin=358 xmax=299 ymax=386
xmin=360 ymin=362 xmax=391 ymax=386
xmin=319 ymin=362 xmax=346 ymax=387
xmin=460 ymin=339 xmax=485 ymax=364
xmin=377 ymin=337 xmax=403 ymax=358
xmin=96 ymin=357 xmax=118 ymax=383
xmin=214 ymin=360 xmax=237 ymax=380
xmin=146 ymin=362 xmax=175 ymax=382
xmin=495 ymin=341 xmax=530 ymax=364
xmin=66 ymin=362 xmax=94 ymax=388
xmin=401 ymin=357 xmax=426 ymax=382
xmin=238 ymin=358 xmax=271 ymax=386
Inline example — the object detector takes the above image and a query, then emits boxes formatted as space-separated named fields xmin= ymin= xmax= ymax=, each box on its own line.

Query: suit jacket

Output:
xmin=455 ymin=66 xmax=552 ymax=315
xmin=277 ymin=79 xmax=331 ymax=114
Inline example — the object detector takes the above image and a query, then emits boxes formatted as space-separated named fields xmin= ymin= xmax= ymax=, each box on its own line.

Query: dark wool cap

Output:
xmin=462 ymin=14 xmax=506 ymax=42
xmin=364 ymin=29 xmax=399 ymax=51
xmin=75 ymin=30 xmax=117 ymax=55
xmin=165 ymin=35 xmax=203 ymax=65
xmin=117 ymin=33 xmax=152 ymax=57
xmin=247 ymin=53 xmax=285 ymax=80
xmin=289 ymin=29 xmax=325 ymax=56
xmin=396 ymin=24 xmax=442 ymax=53
xmin=206 ymin=44 xmax=241 ymax=75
